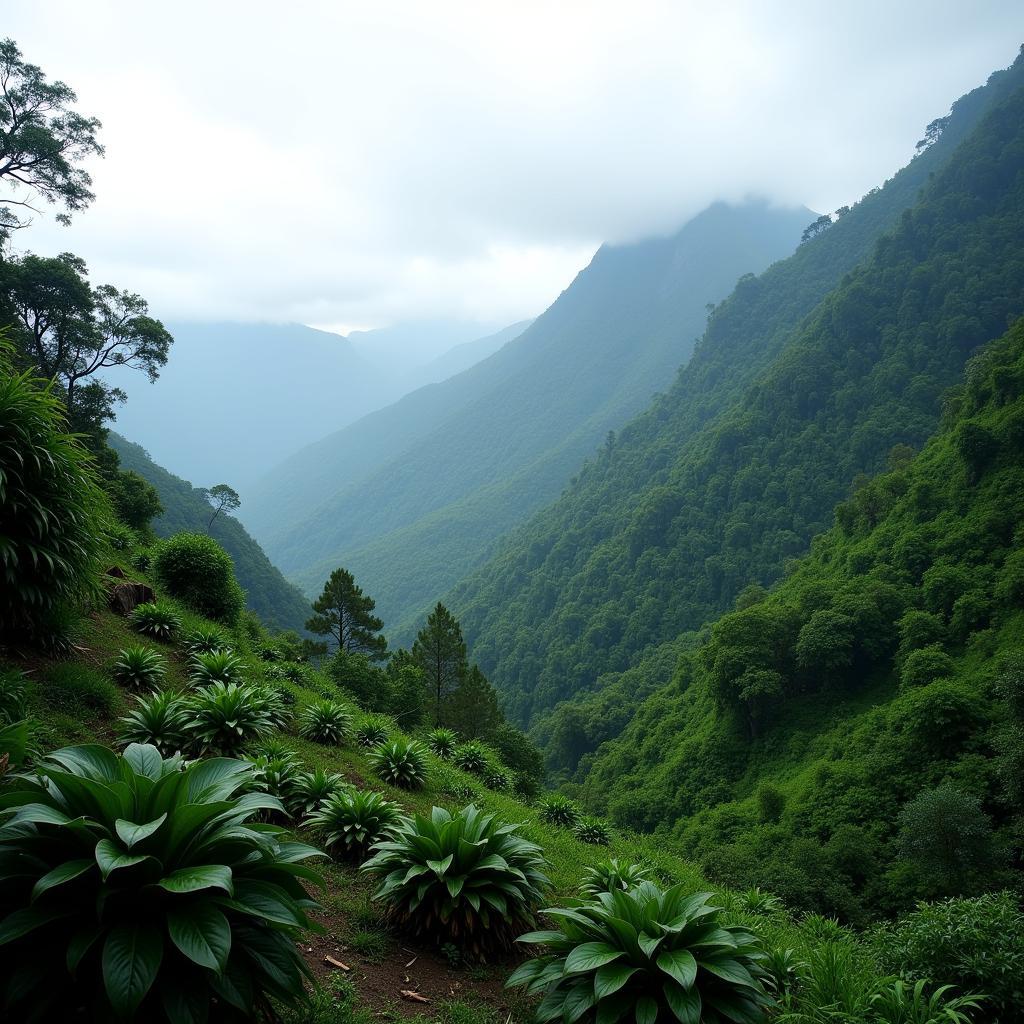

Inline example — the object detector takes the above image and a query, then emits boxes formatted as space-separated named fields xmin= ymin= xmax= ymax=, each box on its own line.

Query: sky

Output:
xmin=4 ymin=1 xmax=1023 ymax=339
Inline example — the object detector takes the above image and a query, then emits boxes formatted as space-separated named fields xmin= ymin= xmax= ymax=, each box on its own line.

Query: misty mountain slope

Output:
xmin=449 ymin=51 xmax=1024 ymax=735
xmin=250 ymin=201 xmax=812 ymax=623
xmin=417 ymin=319 xmax=534 ymax=384
xmin=108 ymin=434 xmax=311 ymax=633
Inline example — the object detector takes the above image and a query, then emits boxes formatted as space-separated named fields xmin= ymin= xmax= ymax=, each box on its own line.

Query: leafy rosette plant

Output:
xmin=287 ymin=767 xmax=349 ymax=820
xmin=509 ymin=882 xmax=773 ymax=1024
xmin=452 ymin=741 xmax=490 ymax=775
xmin=185 ymin=682 xmax=275 ymax=756
xmin=245 ymin=749 xmax=303 ymax=809
xmin=574 ymin=817 xmax=612 ymax=846
xmin=188 ymin=649 xmax=244 ymax=687
xmin=297 ymin=698 xmax=353 ymax=745
xmin=355 ymin=716 xmax=391 ymax=748
xmin=362 ymin=804 xmax=550 ymax=960
xmin=183 ymin=625 xmax=231 ymax=658
xmin=0 ymin=742 xmax=324 ymax=1022
xmin=118 ymin=690 xmax=190 ymax=755
xmin=579 ymin=859 xmax=651 ymax=897
xmin=427 ymin=727 xmax=457 ymax=758
xmin=368 ymin=737 xmax=429 ymax=789
xmin=484 ymin=765 xmax=512 ymax=791
xmin=112 ymin=645 xmax=167 ymax=691
xmin=537 ymin=794 xmax=583 ymax=828
xmin=309 ymin=788 xmax=403 ymax=860
xmin=131 ymin=601 xmax=181 ymax=641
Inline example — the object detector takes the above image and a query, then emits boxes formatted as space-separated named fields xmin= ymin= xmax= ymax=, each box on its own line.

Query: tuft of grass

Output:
xmin=36 ymin=664 xmax=122 ymax=717
xmin=347 ymin=928 xmax=390 ymax=962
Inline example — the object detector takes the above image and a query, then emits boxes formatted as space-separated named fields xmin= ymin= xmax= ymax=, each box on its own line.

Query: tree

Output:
xmin=389 ymin=663 xmax=430 ymax=729
xmin=800 ymin=213 xmax=833 ymax=244
xmin=915 ymin=115 xmax=951 ymax=153
xmin=1 ymin=252 xmax=173 ymax=425
xmin=306 ymin=568 xmax=387 ymax=661
xmin=202 ymin=482 xmax=241 ymax=532
xmin=327 ymin=650 xmax=388 ymax=710
xmin=411 ymin=602 xmax=467 ymax=724
xmin=108 ymin=468 xmax=162 ymax=532
xmin=0 ymin=37 xmax=103 ymax=235
xmin=445 ymin=664 xmax=502 ymax=740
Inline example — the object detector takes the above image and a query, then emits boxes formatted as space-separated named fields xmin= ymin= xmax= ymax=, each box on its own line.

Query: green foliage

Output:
xmin=412 ymin=602 xmax=468 ymax=723
xmin=482 ymin=764 xmax=512 ymax=792
xmin=509 ymin=882 xmax=772 ymax=1024
xmin=900 ymin=646 xmax=955 ymax=690
xmin=362 ymin=804 xmax=549 ymax=959
xmin=0 ymin=668 xmax=27 ymax=724
xmin=428 ymin=727 xmax=458 ymax=758
xmin=573 ymin=817 xmax=612 ymax=845
xmin=355 ymin=715 xmax=391 ymax=748
xmin=185 ymin=682 xmax=274 ymax=756
xmin=111 ymin=645 xmax=167 ymax=691
xmin=445 ymin=664 xmax=502 ymax=741
xmin=298 ymin=698 xmax=354 ymax=746
xmin=117 ymin=690 xmax=190 ymax=755
xmin=537 ymin=795 xmax=583 ymax=829
xmin=579 ymin=859 xmax=652 ymax=897
xmin=188 ymin=649 xmax=244 ymax=687
xmin=131 ymin=601 xmax=181 ymax=641
xmin=245 ymin=749 xmax=302 ymax=808
xmin=0 ymin=742 xmax=323 ymax=1021
xmin=182 ymin=624 xmax=231 ymax=658
xmin=452 ymin=741 xmax=491 ymax=776
xmin=38 ymin=663 xmax=121 ymax=717
xmin=368 ymin=737 xmax=428 ymax=790
xmin=288 ymin=767 xmax=348 ymax=820
xmin=108 ymin=468 xmax=163 ymax=532
xmin=873 ymin=892 xmax=1024 ymax=1021
xmin=867 ymin=980 xmax=982 ymax=1024
xmin=0 ymin=344 xmax=107 ymax=646
xmin=306 ymin=568 xmax=387 ymax=660
xmin=152 ymin=533 xmax=244 ymax=624
xmin=309 ymin=789 xmax=402 ymax=860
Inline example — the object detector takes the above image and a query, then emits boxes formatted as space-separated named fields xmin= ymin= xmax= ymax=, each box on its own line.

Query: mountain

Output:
xmin=245 ymin=200 xmax=813 ymax=632
xmin=108 ymin=433 xmax=311 ymax=633
xmin=415 ymin=320 xmax=534 ymax=384
xmin=108 ymin=318 xmax=515 ymax=488
xmin=448 ymin=49 xmax=1024 ymax=749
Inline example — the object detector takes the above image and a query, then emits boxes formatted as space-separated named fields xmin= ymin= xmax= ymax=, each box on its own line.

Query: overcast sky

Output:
xmin=4 ymin=1 xmax=1023 ymax=336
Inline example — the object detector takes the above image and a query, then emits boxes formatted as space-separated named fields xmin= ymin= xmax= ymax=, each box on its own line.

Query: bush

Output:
xmin=452 ymin=741 xmax=490 ymax=775
xmin=117 ymin=690 xmax=190 ymax=754
xmin=355 ymin=715 xmax=391 ymax=748
xmin=368 ymin=737 xmax=428 ymax=790
xmin=246 ymin=749 xmax=303 ymax=807
xmin=873 ymin=892 xmax=1024 ymax=1020
xmin=427 ymin=727 xmax=458 ymax=758
xmin=188 ymin=649 xmax=244 ymax=687
xmin=900 ymin=645 xmax=956 ymax=689
xmin=151 ymin=532 xmax=244 ymax=623
xmin=510 ymin=882 xmax=772 ymax=1023
xmin=38 ymin=664 xmax=121 ymax=717
xmin=739 ymin=887 xmax=783 ymax=915
xmin=183 ymin=624 xmax=231 ymax=657
xmin=362 ymin=805 xmax=549 ymax=959
xmin=537 ymin=794 xmax=582 ymax=828
xmin=310 ymin=789 xmax=403 ymax=859
xmin=288 ymin=767 xmax=348 ymax=820
xmin=0 ymin=350 xmax=106 ymax=647
xmin=131 ymin=600 xmax=181 ymax=641
xmin=579 ymin=859 xmax=651 ymax=897
xmin=483 ymin=764 xmax=512 ymax=791
xmin=185 ymin=682 xmax=275 ymax=755
xmin=573 ymin=817 xmax=612 ymax=845
xmin=254 ymin=685 xmax=292 ymax=732
xmin=298 ymin=698 xmax=354 ymax=745
xmin=111 ymin=645 xmax=166 ymax=690
xmin=0 ymin=669 xmax=28 ymax=724
xmin=0 ymin=742 xmax=323 ymax=1021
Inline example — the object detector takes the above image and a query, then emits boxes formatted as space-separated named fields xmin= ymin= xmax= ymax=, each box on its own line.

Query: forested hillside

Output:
xmin=248 ymin=201 xmax=812 ymax=630
xmin=109 ymin=433 xmax=311 ymax=632
xmin=578 ymin=316 xmax=1024 ymax=919
xmin=451 ymin=51 xmax=1024 ymax=751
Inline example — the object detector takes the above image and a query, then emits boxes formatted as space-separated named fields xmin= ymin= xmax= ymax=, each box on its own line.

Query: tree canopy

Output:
xmin=306 ymin=568 xmax=387 ymax=661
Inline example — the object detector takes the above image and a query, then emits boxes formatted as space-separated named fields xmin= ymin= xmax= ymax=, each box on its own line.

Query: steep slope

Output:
xmin=578 ymin=316 xmax=1024 ymax=919
xmin=416 ymin=319 xmax=533 ymax=384
xmin=249 ymin=201 xmax=812 ymax=629
xmin=450 ymin=51 xmax=1024 ymax=737
xmin=109 ymin=433 xmax=311 ymax=633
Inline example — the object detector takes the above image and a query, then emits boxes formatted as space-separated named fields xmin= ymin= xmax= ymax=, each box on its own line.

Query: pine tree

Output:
xmin=306 ymin=568 xmax=387 ymax=660
xmin=445 ymin=664 xmax=502 ymax=740
xmin=411 ymin=602 xmax=467 ymax=724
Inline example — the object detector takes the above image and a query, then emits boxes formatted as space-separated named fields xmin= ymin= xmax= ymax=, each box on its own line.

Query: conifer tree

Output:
xmin=411 ymin=602 xmax=468 ymax=724
xmin=446 ymin=664 xmax=502 ymax=740
xmin=306 ymin=568 xmax=386 ymax=660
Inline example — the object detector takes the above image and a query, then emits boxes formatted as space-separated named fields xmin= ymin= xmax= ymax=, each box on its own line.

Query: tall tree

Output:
xmin=0 ymin=37 xmax=103 ymax=235
xmin=203 ymin=483 xmax=241 ymax=532
xmin=411 ymin=602 xmax=468 ymax=725
xmin=445 ymin=664 xmax=501 ymax=740
xmin=306 ymin=568 xmax=387 ymax=661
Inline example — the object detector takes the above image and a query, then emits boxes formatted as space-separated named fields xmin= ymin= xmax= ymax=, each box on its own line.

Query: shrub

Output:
xmin=579 ymin=859 xmax=652 ymax=897
xmin=298 ymin=698 xmax=354 ymax=745
xmin=131 ymin=600 xmax=181 ymax=641
xmin=310 ymin=789 xmax=403 ymax=859
xmin=362 ymin=804 xmax=549 ymax=959
xmin=288 ymin=767 xmax=349 ymax=819
xmin=188 ymin=649 xmax=244 ymax=687
xmin=117 ymin=689 xmax=190 ymax=754
xmin=185 ymin=682 xmax=275 ymax=755
xmin=900 ymin=645 xmax=955 ymax=689
xmin=868 ymin=980 xmax=982 ymax=1024
xmin=873 ymin=892 xmax=1024 ymax=1019
xmin=246 ymin=749 xmax=303 ymax=807
xmin=0 ymin=669 xmax=27 ymax=724
xmin=483 ymin=764 xmax=512 ymax=791
xmin=355 ymin=715 xmax=391 ymax=748
xmin=739 ymin=887 xmax=784 ymax=915
xmin=537 ymin=794 xmax=582 ymax=828
xmin=254 ymin=685 xmax=292 ymax=731
xmin=152 ymin=532 xmax=245 ymax=623
xmin=38 ymin=664 xmax=121 ymax=717
xmin=427 ymin=727 xmax=458 ymax=758
xmin=368 ymin=737 xmax=428 ymax=790
xmin=183 ymin=624 xmax=231 ymax=657
xmin=452 ymin=741 xmax=490 ymax=775
xmin=111 ymin=645 xmax=166 ymax=690
xmin=574 ymin=817 xmax=612 ymax=845
xmin=510 ymin=882 xmax=772 ymax=1023
xmin=0 ymin=351 xmax=106 ymax=647
xmin=0 ymin=742 xmax=323 ymax=1021
xmin=106 ymin=521 xmax=135 ymax=551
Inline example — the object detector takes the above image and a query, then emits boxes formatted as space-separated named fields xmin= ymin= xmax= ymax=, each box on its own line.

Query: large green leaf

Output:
xmin=594 ymin=963 xmax=640 ymax=999
xmin=31 ymin=858 xmax=93 ymax=902
xmin=94 ymin=837 xmax=154 ymax=880
xmin=115 ymin=813 xmax=167 ymax=848
xmin=663 ymin=980 xmax=701 ymax=1024
xmin=122 ymin=742 xmax=167 ymax=781
xmin=565 ymin=941 xmax=624 ymax=973
xmin=102 ymin=923 xmax=163 ymax=1017
xmin=657 ymin=948 xmax=698 ymax=989
xmin=220 ymin=878 xmax=306 ymax=927
xmin=168 ymin=904 xmax=231 ymax=972
xmin=0 ymin=905 xmax=69 ymax=945
xmin=635 ymin=995 xmax=658 ymax=1024
xmin=159 ymin=864 xmax=234 ymax=896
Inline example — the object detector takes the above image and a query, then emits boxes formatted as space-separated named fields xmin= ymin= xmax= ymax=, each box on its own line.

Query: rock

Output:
xmin=105 ymin=565 xmax=127 ymax=578
xmin=108 ymin=581 xmax=155 ymax=616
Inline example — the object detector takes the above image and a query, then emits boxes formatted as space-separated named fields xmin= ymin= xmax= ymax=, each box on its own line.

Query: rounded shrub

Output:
xmin=739 ymin=887 xmax=784 ymax=915
xmin=579 ymin=859 xmax=651 ymax=897
xmin=452 ymin=740 xmax=490 ymax=775
xmin=0 ymin=350 xmax=107 ymax=648
xmin=483 ymin=765 xmax=512 ymax=791
xmin=188 ymin=649 xmax=244 ymax=687
xmin=246 ymin=749 xmax=303 ymax=807
xmin=362 ymin=804 xmax=550 ymax=959
xmin=288 ymin=767 xmax=349 ymax=820
xmin=253 ymin=685 xmax=292 ymax=732
xmin=131 ymin=600 xmax=181 ymax=642
xmin=368 ymin=737 xmax=428 ymax=789
xmin=112 ymin=645 xmax=166 ymax=690
xmin=427 ymin=727 xmax=457 ymax=758
xmin=309 ymin=789 xmax=403 ymax=859
xmin=185 ymin=682 xmax=275 ymax=756
xmin=182 ymin=624 xmax=231 ymax=658
xmin=0 ymin=742 xmax=323 ymax=1021
xmin=355 ymin=715 xmax=391 ymax=748
xmin=151 ymin=532 xmax=244 ymax=623
xmin=510 ymin=882 xmax=773 ymax=1024
xmin=118 ymin=690 xmax=190 ymax=755
xmin=298 ymin=698 xmax=354 ymax=745
xmin=900 ymin=644 xmax=955 ymax=689
xmin=574 ymin=816 xmax=612 ymax=845
xmin=537 ymin=794 xmax=583 ymax=828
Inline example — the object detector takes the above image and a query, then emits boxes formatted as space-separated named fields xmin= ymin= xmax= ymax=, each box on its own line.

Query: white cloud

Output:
xmin=3 ymin=0 xmax=1022 ymax=335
